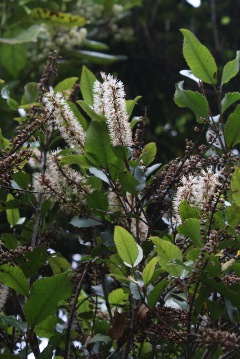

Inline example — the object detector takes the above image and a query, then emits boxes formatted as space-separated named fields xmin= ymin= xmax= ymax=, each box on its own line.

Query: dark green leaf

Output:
xmin=80 ymin=66 xmax=97 ymax=106
xmin=6 ymin=194 xmax=20 ymax=226
xmin=231 ymin=167 xmax=240 ymax=206
xmin=140 ymin=142 xmax=157 ymax=166
xmin=225 ymin=105 xmax=240 ymax=148
xmin=21 ymin=246 xmax=47 ymax=278
xmin=71 ymin=50 xmax=127 ymax=65
xmin=21 ymin=83 xmax=39 ymax=105
xmin=0 ymin=315 xmax=27 ymax=332
xmin=86 ymin=190 xmax=109 ymax=211
xmin=0 ymin=264 xmax=29 ymax=296
xmin=180 ymin=29 xmax=218 ymax=84
xmin=0 ymin=44 xmax=27 ymax=78
xmin=147 ymin=279 xmax=168 ymax=309
xmin=221 ymin=51 xmax=240 ymax=85
xmin=179 ymin=200 xmax=200 ymax=221
xmin=174 ymin=81 xmax=209 ymax=122
xmin=118 ymin=171 xmax=139 ymax=195
xmin=70 ymin=216 xmax=103 ymax=228
xmin=178 ymin=218 xmax=204 ymax=248
xmin=221 ymin=92 xmax=240 ymax=113
xmin=126 ymin=96 xmax=142 ymax=117
xmin=226 ymin=204 xmax=240 ymax=227
xmin=24 ymin=273 xmax=72 ymax=327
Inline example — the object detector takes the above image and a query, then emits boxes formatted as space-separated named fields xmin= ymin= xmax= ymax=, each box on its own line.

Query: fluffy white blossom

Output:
xmin=173 ymin=167 xmax=222 ymax=225
xmin=93 ymin=73 xmax=133 ymax=147
xmin=43 ymin=89 xmax=86 ymax=153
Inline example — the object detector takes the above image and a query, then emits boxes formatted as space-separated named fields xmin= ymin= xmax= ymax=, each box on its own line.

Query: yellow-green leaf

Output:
xmin=180 ymin=29 xmax=218 ymax=85
xmin=142 ymin=257 xmax=158 ymax=286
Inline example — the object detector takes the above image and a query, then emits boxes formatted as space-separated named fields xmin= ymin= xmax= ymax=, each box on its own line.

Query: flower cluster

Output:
xmin=93 ymin=72 xmax=133 ymax=147
xmin=43 ymin=88 xmax=86 ymax=153
xmin=35 ymin=150 xmax=91 ymax=213
xmin=173 ymin=167 xmax=222 ymax=225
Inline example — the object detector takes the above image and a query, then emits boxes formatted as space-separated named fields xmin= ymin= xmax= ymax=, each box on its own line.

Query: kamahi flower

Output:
xmin=93 ymin=72 xmax=133 ymax=147
xmin=43 ymin=88 xmax=86 ymax=153
xmin=173 ymin=167 xmax=222 ymax=225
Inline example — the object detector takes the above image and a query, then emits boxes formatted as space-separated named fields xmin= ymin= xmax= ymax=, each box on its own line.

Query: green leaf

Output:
xmin=226 ymin=204 xmax=240 ymax=227
xmin=77 ymin=100 xmax=106 ymax=121
xmin=71 ymin=50 xmax=126 ymax=65
xmin=80 ymin=66 xmax=97 ymax=106
xmin=88 ymin=334 xmax=111 ymax=344
xmin=147 ymin=278 xmax=168 ymax=309
xmin=221 ymin=51 xmax=240 ymax=85
xmin=70 ymin=216 xmax=103 ymax=228
xmin=12 ymin=171 xmax=30 ymax=190
xmin=48 ymin=256 xmax=71 ymax=275
xmin=114 ymin=226 xmax=143 ymax=268
xmin=35 ymin=316 xmax=61 ymax=339
xmin=21 ymin=245 xmax=47 ymax=278
xmin=83 ymin=39 xmax=109 ymax=51
xmin=54 ymin=77 xmax=79 ymax=93
xmin=178 ymin=218 xmax=204 ymax=248
xmin=0 ymin=264 xmax=29 ymax=296
xmin=224 ymin=105 xmax=240 ymax=148
xmin=174 ymin=81 xmax=209 ymax=122
xmin=0 ymin=25 xmax=41 ymax=44
xmin=0 ymin=315 xmax=27 ymax=332
xmin=180 ymin=29 xmax=218 ymax=84
xmin=21 ymin=83 xmax=39 ymax=105
xmin=60 ymin=155 xmax=91 ymax=168
xmin=86 ymin=190 xmax=109 ymax=211
xmin=24 ymin=273 xmax=72 ymax=327
xmin=84 ymin=121 xmax=117 ymax=170
xmin=0 ymin=128 xmax=9 ymax=150
xmin=118 ymin=171 xmax=139 ymax=195
xmin=179 ymin=200 xmax=200 ymax=222
xmin=108 ymin=288 xmax=128 ymax=305
xmin=142 ymin=257 xmax=158 ymax=286
xmin=126 ymin=96 xmax=142 ymax=117
xmin=221 ymin=92 xmax=240 ymax=113
xmin=0 ymin=43 xmax=27 ymax=78
xmin=140 ymin=142 xmax=157 ymax=166
xmin=231 ymin=167 xmax=240 ymax=206
xmin=150 ymin=237 xmax=183 ymax=277
xmin=6 ymin=194 xmax=20 ymax=226
xmin=30 ymin=8 xmax=86 ymax=27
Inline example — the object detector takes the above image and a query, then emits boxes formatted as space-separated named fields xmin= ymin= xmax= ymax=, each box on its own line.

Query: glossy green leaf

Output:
xmin=54 ymin=77 xmax=78 ymax=93
xmin=0 ymin=25 xmax=41 ymax=44
xmin=179 ymin=200 xmax=200 ymax=222
xmin=70 ymin=216 xmax=103 ymax=228
xmin=126 ymin=96 xmax=142 ymax=117
xmin=21 ymin=82 xmax=39 ymax=105
xmin=48 ymin=256 xmax=71 ymax=275
xmin=24 ymin=273 xmax=72 ymax=327
xmin=221 ymin=92 xmax=240 ymax=113
xmin=221 ymin=51 xmax=240 ymax=85
xmin=60 ymin=154 xmax=91 ymax=168
xmin=174 ymin=81 xmax=209 ymax=122
xmin=0 ymin=315 xmax=27 ymax=332
xmin=35 ymin=316 xmax=62 ymax=339
xmin=80 ymin=66 xmax=97 ymax=106
xmin=0 ymin=43 xmax=27 ymax=77
xmin=77 ymin=100 xmax=106 ymax=121
xmin=150 ymin=237 xmax=183 ymax=277
xmin=86 ymin=190 xmax=108 ymax=211
xmin=72 ymin=50 xmax=127 ymax=65
xmin=231 ymin=167 xmax=240 ymax=206
xmin=140 ymin=142 xmax=157 ymax=166
xmin=114 ymin=226 xmax=143 ymax=268
xmin=118 ymin=171 xmax=139 ymax=195
xmin=12 ymin=171 xmax=30 ymax=190
xmin=85 ymin=121 xmax=117 ymax=169
xmin=224 ymin=105 xmax=240 ymax=148
xmin=0 ymin=264 xmax=29 ymax=296
xmin=226 ymin=204 xmax=240 ymax=227
xmin=178 ymin=218 xmax=204 ymax=248
xmin=147 ymin=278 xmax=168 ymax=309
xmin=21 ymin=245 xmax=47 ymax=278
xmin=30 ymin=8 xmax=86 ymax=27
xmin=142 ymin=257 xmax=158 ymax=286
xmin=180 ymin=29 xmax=218 ymax=84
xmin=108 ymin=288 xmax=128 ymax=305
xmin=6 ymin=194 xmax=20 ymax=226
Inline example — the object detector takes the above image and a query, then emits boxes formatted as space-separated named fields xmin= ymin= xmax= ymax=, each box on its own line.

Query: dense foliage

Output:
xmin=1 ymin=2 xmax=240 ymax=359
